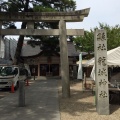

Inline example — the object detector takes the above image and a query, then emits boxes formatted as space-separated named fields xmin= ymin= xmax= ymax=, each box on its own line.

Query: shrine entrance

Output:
xmin=0 ymin=8 xmax=90 ymax=98
xmin=39 ymin=64 xmax=59 ymax=76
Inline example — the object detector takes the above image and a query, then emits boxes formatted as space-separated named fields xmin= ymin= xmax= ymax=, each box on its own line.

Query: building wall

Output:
xmin=23 ymin=56 xmax=75 ymax=76
xmin=1 ymin=38 xmax=78 ymax=76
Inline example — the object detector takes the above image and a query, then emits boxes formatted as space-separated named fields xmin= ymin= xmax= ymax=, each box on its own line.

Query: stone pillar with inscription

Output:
xmin=94 ymin=29 xmax=109 ymax=115
xmin=59 ymin=20 xmax=70 ymax=98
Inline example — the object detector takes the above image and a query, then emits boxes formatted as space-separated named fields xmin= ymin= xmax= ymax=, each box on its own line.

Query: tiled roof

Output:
xmin=21 ymin=45 xmax=41 ymax=57
xmin=21 ymin=41 xmax=79 ymax=57
xmin=67 ymin=42 xmax=79 ymax=56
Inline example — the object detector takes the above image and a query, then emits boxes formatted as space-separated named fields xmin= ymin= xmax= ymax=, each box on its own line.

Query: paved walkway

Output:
xmin=0 ymin=78 xmax=60 ymax=120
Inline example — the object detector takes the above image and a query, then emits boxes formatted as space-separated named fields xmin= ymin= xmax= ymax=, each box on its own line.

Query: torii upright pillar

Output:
xmin=59 ymin=20 xmax=70 ymax=98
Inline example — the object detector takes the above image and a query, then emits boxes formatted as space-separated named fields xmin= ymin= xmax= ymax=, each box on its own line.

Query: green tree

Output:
xmin=0 ymin=0 xmax=76 ymax=64
xmin=96 ymin=23 xmax=120 ymax=50
xmin=74 ymin=30 xmax=94 ymax=59
xmin=74 ymin=23 xmax=120 ymax=59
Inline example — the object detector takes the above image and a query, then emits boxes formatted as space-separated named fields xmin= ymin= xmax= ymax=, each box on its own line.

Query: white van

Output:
xmin=0 ymin=65 xmax=28 ymax=89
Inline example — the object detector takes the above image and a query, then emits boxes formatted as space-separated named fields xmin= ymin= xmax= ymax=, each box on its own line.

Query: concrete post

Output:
xmin=59 ymin=20 xmax=70 ymax=98
xmin=94 ymin=29 xmax=109 ymax=115
xmin=19 ymin=80 xmax=25 ymax=107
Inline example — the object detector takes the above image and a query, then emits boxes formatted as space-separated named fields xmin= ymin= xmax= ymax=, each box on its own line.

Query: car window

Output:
xmin=14 ymin=68 xmax=18 ymax=75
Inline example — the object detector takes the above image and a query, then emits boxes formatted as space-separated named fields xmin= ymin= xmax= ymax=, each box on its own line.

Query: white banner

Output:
xmin=90 ymin=65 xmax=95 ymax=80
xmin=77 ymin=53 xmax=82 ymax=79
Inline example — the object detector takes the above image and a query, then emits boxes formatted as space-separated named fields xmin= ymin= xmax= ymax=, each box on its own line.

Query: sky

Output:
xmin=67 ymin=0 xmax=120 ymax=30
xmin=6 ymin=0 xmax=120 ymax=39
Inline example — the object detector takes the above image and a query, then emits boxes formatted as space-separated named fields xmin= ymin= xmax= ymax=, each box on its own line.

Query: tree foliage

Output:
xmin=73 ymin=23 xmax=120 ymax=59
xmin=96 ymin=23 xmax=120 ymax=50
xmin=0 ymin=0 xmax=76 ymax=64
xmin=74 ymin=30 xmax=94 ymax=53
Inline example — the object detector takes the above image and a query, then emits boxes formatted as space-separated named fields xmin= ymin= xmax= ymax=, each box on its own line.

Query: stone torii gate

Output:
xmin=0 ymin=8 xmax=90 ymax=98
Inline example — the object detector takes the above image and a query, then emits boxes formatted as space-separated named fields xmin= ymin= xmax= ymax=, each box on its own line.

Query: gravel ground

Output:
xmin=58 ymin=80 xmax=120 ymax=120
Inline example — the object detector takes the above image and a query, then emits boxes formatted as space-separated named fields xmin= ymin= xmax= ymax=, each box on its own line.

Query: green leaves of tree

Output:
xmin=73 ymin=23 xmax=120 ymax=58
